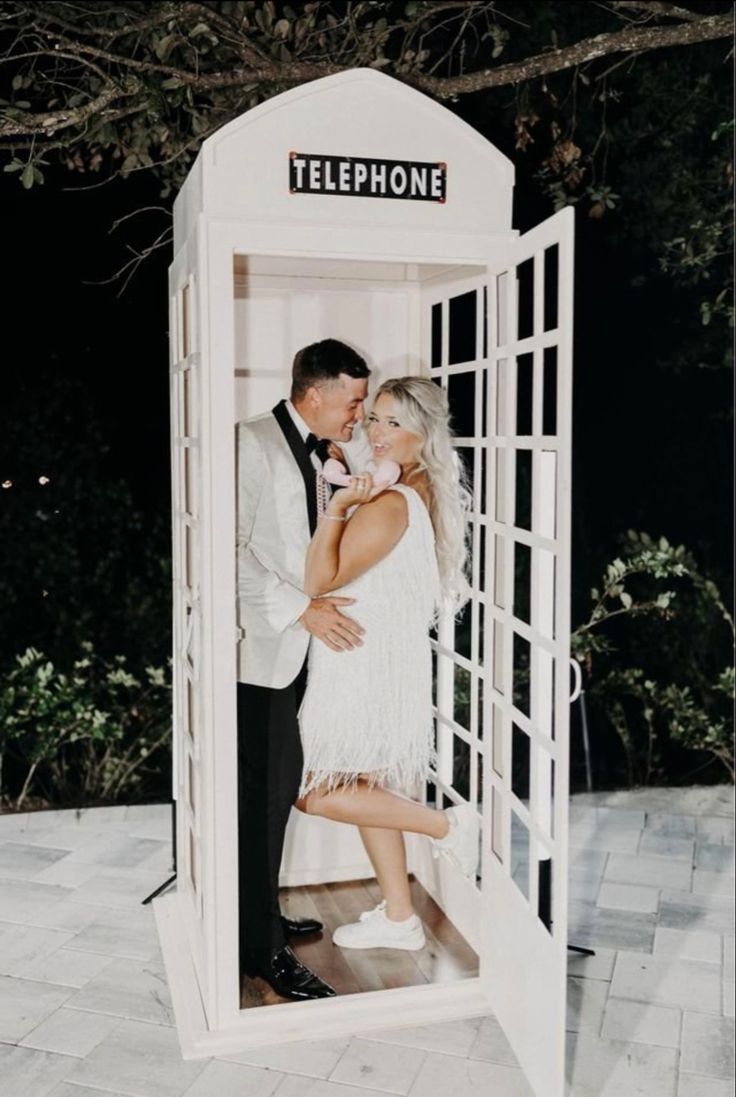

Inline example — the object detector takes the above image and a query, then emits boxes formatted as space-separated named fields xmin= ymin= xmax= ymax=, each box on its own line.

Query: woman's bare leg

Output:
xmin=358 ymin=826 xmax=414 ymax=921
xmin=296 ymin=780 xmax=449 ymax=839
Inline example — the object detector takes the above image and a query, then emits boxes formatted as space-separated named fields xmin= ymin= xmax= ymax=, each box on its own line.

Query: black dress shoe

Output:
xmin=243 ymin=945 xmax=336 ymax=1001
xmin=281 ymin=915 xmax=323 ymax=938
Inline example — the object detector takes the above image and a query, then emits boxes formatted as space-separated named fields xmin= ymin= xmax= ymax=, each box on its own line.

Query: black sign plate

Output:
xmin=289 ymin=152 xmax=446 ymax=203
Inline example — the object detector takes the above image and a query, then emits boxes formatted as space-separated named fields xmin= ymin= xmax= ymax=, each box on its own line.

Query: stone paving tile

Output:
xmin=0 ymin=1043 xmax=78 ymax=1097
xmin=466 ymin=1015 xmax=519 ymax=1065
xmin=47 ymin=1085 xmax=135 ymax=1097
xmin=62 ymin=835 xmax=167 ymax=871
xmin=567 ymin=946 xmax=617 ymax=982
xmin=639 ymin=832 xmax=695 ymax=861
xmin=21 ymin=825 xmax=110 ymax=851
xmin=569 ymin=806 xmax=646 ymax=829
xmin=32 ymin=861 xmax=105 ymax=889
xmin=329 ymin=1037 xmax=426 ymax=1095
xmin=696 ymin=818 xmax=735 ymax=845
xmin=645 ymin=813 xmax=697 ymax=838
xmin=695 ymin=845 xmax=735 ymax=876
xmin=569 ymin=826 xmax=641 ymax=854
xmin=692 ymin=870 xmax=734 ymax=898
xmin=0 ymin=973 xmax=73 ymax=1042
xmin=659 ymin=890 xmax=735 ymax=936
xmin=680 ymin=1013 xmax=735 ymax=1079
xmin=181 ymin=1059 xmax=284 ymax=1097
xmin=653 ymin=926 xmax=723 ymax=965
xmin=64 ymin=906 xmax=161 ymax=962
xmin=67 ymin=870 xmax=168 ymax=909
xmin=65 ymin=1017 xmax=207 ymax=1097
xmin=274 ymin=1078 xmax=399 ymax=1097
xmin=407 ymin=1050 xmax=534 ymax=1097
xmin=0 ymin=878 xmax=75 ymax=925
xmin=601 ymin=999 xmax=681 ymax=1049
xmin=19 ymin=1006 xmax=122 ymax=1058
xmin=22 ymin=899 xmax=107 ymax=935
xmin=358 ymin=1017 xmax=481 ymax=1057
xmin=566 ymin=976 xmax=610 ymax=1034
xmin=564 ymin=1030 xmax=678 ymax=1097
xmin=221 ymin=1037 xmax=352 ymax=1079
xmin=677 ymin=1076 xmax=734 ymax=1097
xmin=66 ymin=957 xmax=174 ymax=1026
xmin=597 ymin=881 xmax=660 ymax=914
xmin=0 ymin=923 xmax=76 ymax=977
xmin=568 ymin=900 xmax=657 ymax=952
xmin=13 ymin=946 xmax=115 ymax=989
xmin=0 ymin=842 xmax=70 ymax=880
xmin=604 ymin=852 xmax=692 ymax=891
xmin=610 ymin=951 xmax=722 ymax=1014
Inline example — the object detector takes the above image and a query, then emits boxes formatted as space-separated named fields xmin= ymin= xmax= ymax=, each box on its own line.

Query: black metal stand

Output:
xmin=142 ymin=799 xmax=177 ymax=905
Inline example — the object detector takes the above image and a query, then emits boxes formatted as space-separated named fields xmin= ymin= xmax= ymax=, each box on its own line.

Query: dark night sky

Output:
xmin=0 ymin=115 xmax=733 ymax=613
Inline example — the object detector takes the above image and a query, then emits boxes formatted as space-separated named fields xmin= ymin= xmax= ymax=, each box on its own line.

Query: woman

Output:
xmin=295 ymin=376 xmax=478 ymax=952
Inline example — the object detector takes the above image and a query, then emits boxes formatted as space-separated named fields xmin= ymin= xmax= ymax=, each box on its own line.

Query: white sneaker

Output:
xmin=332 ymin=901 xmax=426 ymax=951
xmin=432 ymin=803 xmax=480 ymax=879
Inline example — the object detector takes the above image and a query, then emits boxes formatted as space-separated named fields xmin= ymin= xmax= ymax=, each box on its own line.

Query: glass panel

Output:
xmin=185 ymin=523 xmax=193 ymax=588
xmin=181 ymin=283 xmax=189 ymax=359
xmin=477 ymin=521 xmax=486 ymax=592
xmin=454 ymin=599 xmax=472 ymax=660
xmin=457 ymin=446 xmax=474 ymax=497
xmin=492 ymin=704 xmax=505 ymax=776
xmin=516 ymin=256 xmax=534 ymax=341
xmin=431 ymin=303 xmax=442 ymax=369
xmin=496 ymin=272 xmax=509 ymax=346
xmin=513 ymin=632 xmax=530 ymax=717
xmin=184 ymin=446 xmax=196 ymax=515
xmin=454 ymin=665 xmax=471 ymax=729
xmin=447 ymin=371 xmax=475 ymax=436
xmin=453 ymin=736 xmax=470 ymax=800
xmin=186 ymin=676 xmax=195 ymax=742
xmin=492 ymin=785 xmax=505 ymax=863
xmin=543 ymin=346 xmax=558 ymax=435
xmin=538 ymin=855 xmax=553 ymax=932
xmin=482 ymin=285 xmax=489 ymax=359
xmin=544 ymin=244 xmax=559 ymax=332
xmin=495 ymin=358 xmax=510 ymax=435
xmin=493 ymin=618 xmax=505 ymax=695
xmin=449 ymin=290 xmax=477 ymax=365
xmin=515 ymin=449 xmax=532 ymax=531
xmin=188 ymin=752 xmax=196 ymax=814
xmin=511 ymin=812 xmax=530 ymax=900
xmin=516 ymin=353 xmax=533 ymax=435
xmin=534 ymin=548 xmax=556 ymax=639
xmin=512 ymin=723 xmax=530 ymax=803
xmin=514 ymin=541 xmax=531 ymax=624
xmin=493 ymin=533 xmax=506 ymax=608
xmin=477 ymin=750 xmax=485 ymax=808
xmin=495 ymin=448 xmax=508 ymax=523
xmin=183 ymin=369 xmax=192 ymax=438
xmin=189 ymin=827 xmax=197 ymax=894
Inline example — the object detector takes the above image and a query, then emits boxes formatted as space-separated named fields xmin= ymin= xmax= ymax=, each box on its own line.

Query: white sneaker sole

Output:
xmin=332 ymin=928 xmax=426 ymax=951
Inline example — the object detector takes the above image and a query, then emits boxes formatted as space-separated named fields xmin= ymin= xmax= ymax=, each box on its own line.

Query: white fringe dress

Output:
xmin=298 ymin=483 xmax=441 ymax=796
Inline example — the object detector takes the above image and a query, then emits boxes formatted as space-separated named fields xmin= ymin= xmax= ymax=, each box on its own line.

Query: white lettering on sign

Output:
xmin=289 ymin=153 xmax=447 ymax=203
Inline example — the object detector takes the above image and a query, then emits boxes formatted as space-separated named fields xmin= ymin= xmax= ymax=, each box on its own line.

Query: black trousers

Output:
xmin=237 ymin=658 xmax=308 ymax=966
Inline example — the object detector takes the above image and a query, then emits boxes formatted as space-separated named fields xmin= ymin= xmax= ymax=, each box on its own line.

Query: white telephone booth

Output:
xmin=156 ymin=68 xmax=574 ymax=1097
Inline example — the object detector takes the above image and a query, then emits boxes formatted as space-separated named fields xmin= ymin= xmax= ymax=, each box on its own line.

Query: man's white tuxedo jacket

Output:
xmin=235 ymin=406 xmax=368 ymax=688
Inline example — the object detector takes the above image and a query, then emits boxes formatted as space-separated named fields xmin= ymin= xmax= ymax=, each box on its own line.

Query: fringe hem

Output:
xmin=298 ymin=757 xmax=434 ymax=799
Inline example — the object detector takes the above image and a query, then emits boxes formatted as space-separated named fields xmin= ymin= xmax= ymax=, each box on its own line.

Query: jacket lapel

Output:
xmin=272 ymin=399 xmax=318 ymax=535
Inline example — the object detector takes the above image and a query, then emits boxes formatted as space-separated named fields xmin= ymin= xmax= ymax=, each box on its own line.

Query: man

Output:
xmin=236 ymin=338 xmax=370 ymax=1001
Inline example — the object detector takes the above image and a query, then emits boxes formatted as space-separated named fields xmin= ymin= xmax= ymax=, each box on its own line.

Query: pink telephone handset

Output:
xmin=321 ymin=457 xmax=401 ymax=497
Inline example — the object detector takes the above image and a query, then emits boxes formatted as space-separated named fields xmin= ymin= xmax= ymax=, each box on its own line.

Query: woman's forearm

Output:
xmin=304 ymin=504 xmax=349 ymax=595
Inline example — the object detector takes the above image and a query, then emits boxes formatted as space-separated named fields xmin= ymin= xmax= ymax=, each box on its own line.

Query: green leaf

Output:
xmin=21 ymin=163 xmax=35 ymax=189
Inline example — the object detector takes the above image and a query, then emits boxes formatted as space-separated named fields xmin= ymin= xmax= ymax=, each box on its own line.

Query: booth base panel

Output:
xmin=244 ymin=875 xmax=478 ymax=1007
xmin=154 ymin=884 xmax=487 ymax=1059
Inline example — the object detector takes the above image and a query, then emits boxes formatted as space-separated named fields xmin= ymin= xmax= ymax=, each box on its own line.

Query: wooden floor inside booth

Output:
xmin=240 ymin=876 xmax=479 ymax=1008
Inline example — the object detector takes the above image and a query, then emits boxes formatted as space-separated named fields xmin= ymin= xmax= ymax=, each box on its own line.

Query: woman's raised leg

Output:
xmin=296 ymin=779 xmax=450 ymax=839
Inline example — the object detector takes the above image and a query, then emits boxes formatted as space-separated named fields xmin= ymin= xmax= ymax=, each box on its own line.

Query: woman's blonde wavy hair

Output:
xmin=372 ymin=376 xmax=471 ymax=612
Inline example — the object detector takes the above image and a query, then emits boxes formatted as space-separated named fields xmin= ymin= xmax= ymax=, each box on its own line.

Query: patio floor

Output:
xmin=1 ymin=786 xmax=733 ymax=1097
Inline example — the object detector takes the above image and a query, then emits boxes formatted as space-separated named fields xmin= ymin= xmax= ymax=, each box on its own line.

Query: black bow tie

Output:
xmin=305 ymin=434 xmax=331 ymax=462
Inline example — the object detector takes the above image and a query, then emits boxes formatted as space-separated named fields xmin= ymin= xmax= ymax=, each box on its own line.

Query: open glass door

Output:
xmin=419 ymin=206 xmax=574 ymax=1097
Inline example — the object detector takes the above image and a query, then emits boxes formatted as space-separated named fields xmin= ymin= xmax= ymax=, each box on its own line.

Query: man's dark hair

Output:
xmin=291 ymin=339 xmax=370 ymax=400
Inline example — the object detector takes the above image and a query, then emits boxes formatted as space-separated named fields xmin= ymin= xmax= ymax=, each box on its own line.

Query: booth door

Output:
xmin=422 ymin=206 xmax=574 ymax=1097
xmin=169 ymin=272 xmax=209 ymax=1003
